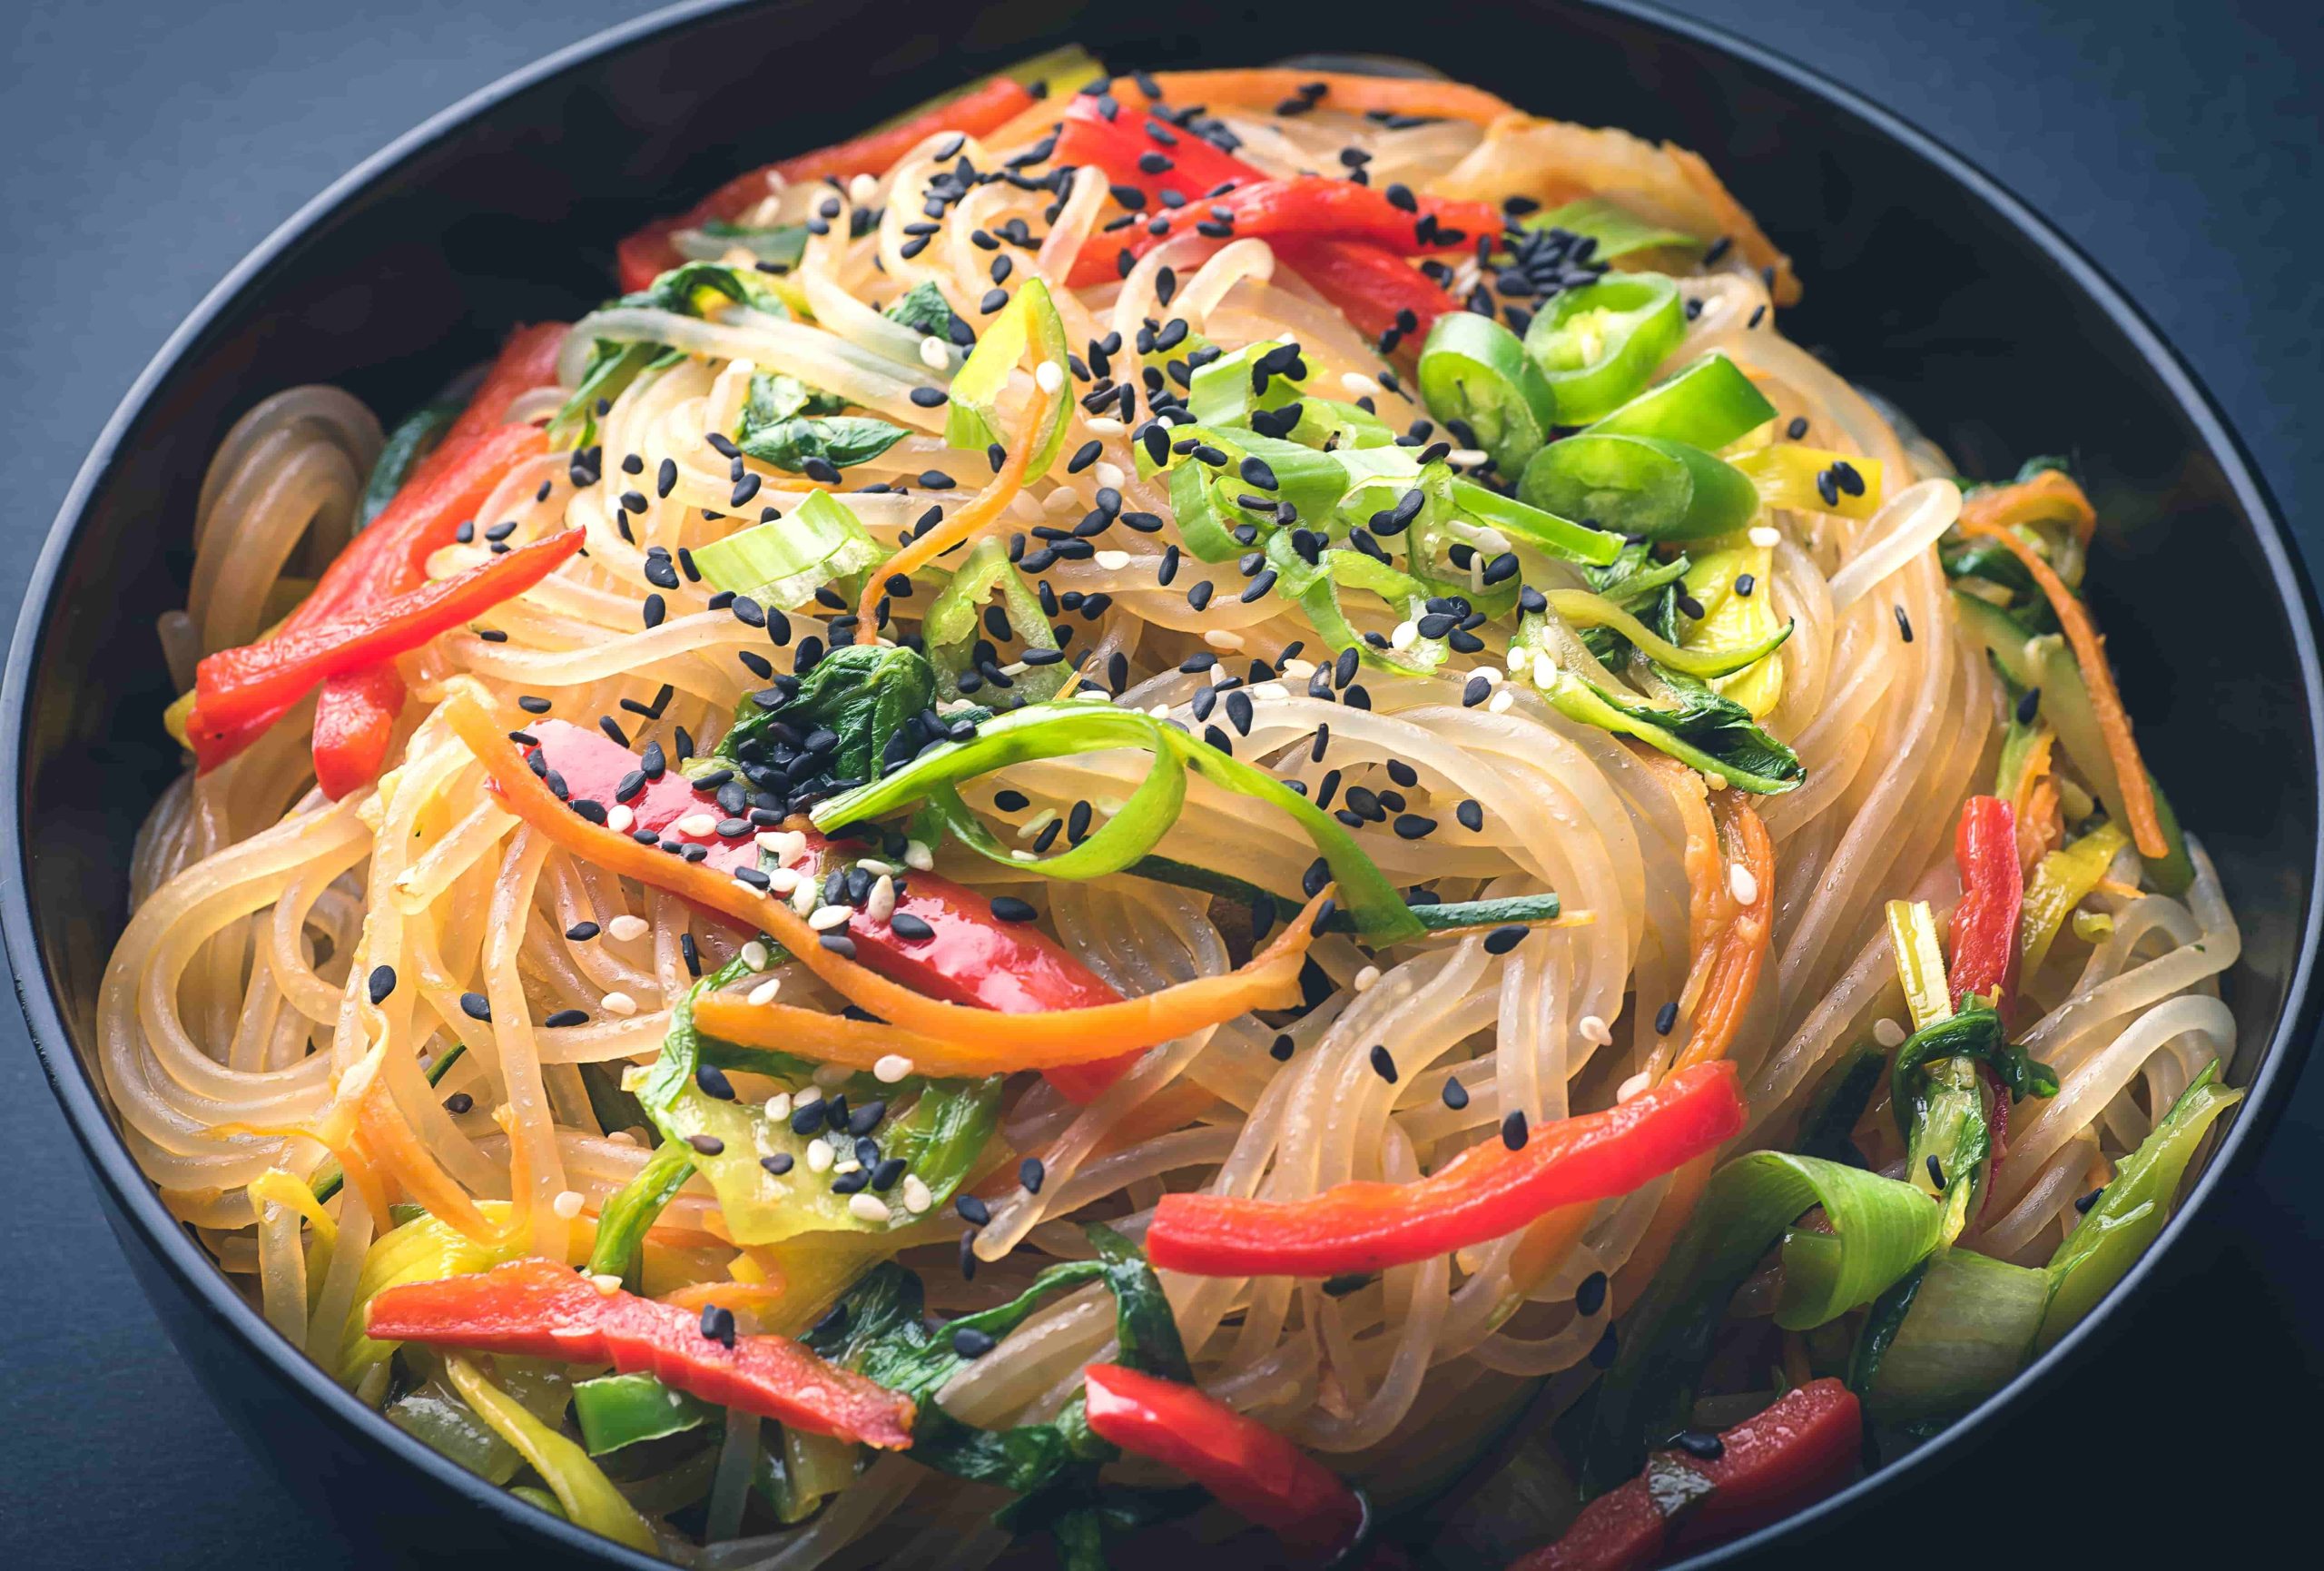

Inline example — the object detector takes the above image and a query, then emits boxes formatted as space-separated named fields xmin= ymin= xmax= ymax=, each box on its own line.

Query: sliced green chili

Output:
xmin=1521 ymin=272 xmax=1685 ymax=424
xmin=1418 ymin=311 xmax=1557 ymax=476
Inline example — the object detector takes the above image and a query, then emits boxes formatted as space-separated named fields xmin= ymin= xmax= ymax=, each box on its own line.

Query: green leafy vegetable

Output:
xmin=1570 ymin=1151 xmax=1942 ymax=1491
xmin=681 ymin=220 xmax=811 ymax=270
xmin=2038 ymin=1062 xmax=2241 ymax=1349
xmin=1889 ymin=1002 xmax=2060 ymax=1143
xmin=884 ymin=280 xmax=964 ymax=340
xmin=360 ymin=400 xmax=462 ymax=526
xmin=718 ymin=639 xmax=938 ymax=790
xmin=1537 ymin=660 xmax=1803 ymax=794
xmin=921 ymin=537 xmax=1074 ymax=706
xmin=1849 ymin=1248 xmax=2047 ymax=1424
xmin=551 ymin=262 xmax=774 ymax=448
xmin=1525 ymin=197 xmax=1708 ymax=262
xmin=734 ymin=370 xmax=909 ymax=473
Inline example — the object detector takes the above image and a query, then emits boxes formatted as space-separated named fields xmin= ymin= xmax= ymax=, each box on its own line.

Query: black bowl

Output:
xmin=6 ymin=2 xmax=2315 ymax=1566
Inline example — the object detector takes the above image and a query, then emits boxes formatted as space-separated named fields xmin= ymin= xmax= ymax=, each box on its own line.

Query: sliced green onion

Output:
xmin=1584 ymin=352 xmax=1776 ymax=451
xmin=1265 ymin=532 xmax=1443 ymax=677
xmin=1524 ymin=197 xmax=1707 ymax=262
xmin=584 ymin=1138 xmax=694 ymax=1289
xmin=690 ymin=489 xmax=882 ymax=608
xmin=1572 ymin=1151 xmax=1942 ymax=1492
xmin=1418 ymin=312 xmax=1557 ymax=476
xmin=1521 ymin=272 xmax=1685 ymax=424
xmin=2038 ymin=1062 xmax=2241 ymax=1349
xmin=1186 ymin=337 xmax=1308 ymax=428
xmin=1535 ymin=664 xmax=1804 ymax=795
xmin=1518 ymin=432 xmax=1758 ymax=541
xmin=1546 ymin=588 xmax=1789 ymax=678
xmin=945 ymin=277 xmax=1072 ymax=476
xmin=1850 ymin=1248 xmax=2048 ymax=1424
xmin=812 ymin=700 xmax=1429 ymax=944
xmin=677 ymin=221 xmax=811 ymax=269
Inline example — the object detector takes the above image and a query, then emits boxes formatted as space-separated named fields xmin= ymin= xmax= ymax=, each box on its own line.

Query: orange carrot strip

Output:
xmin=854 ymin=380 xmax=1052 ymax=643
xmin=442 ymin=693 xmax=1322 ymax=1062
xmin=1128 ymin=69 xmax=1517 ymax=127
xmin=1954 ymin=492 xmax=2164 ymax=858
xmin=1672 ymin=794 xmax=1774 ymax=1074
xmin=1959 ymin=467 xmax=2097 ymax=548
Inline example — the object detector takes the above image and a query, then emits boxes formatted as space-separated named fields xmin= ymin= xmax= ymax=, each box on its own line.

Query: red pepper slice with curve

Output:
xmin=1083 ymin=1362 xmax=1364 ymax=1562
xmin=1066 ymin=175 xmax=1501 ymax=287
xmin=191 ymin=527 xmax=582 ymax=738
xmin=1051 ymin=94 xmax=1259 ymax=201
xmin=365 ymin=1256 xmax=915 ymax=1448
xmin=617 ymin=76 xmax=1039 ymax=291
xmin=1147 ymin=1061 xmax=1746 ymax=1278
xmin=1509 ymin=1378 xmax=1862 ymax=1571
xmin=521 ymin=721 xmax=1138 ymax=1102
xmin=1271 ymin=237 xmax=1469 ymax=357
xmin=1947 ymin=794 xmax=2024 ymax=1021
xmin=310 ymin=663 xmax=409 ymax=801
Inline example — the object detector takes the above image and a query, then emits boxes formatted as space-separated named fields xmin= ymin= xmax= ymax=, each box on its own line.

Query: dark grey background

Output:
xmin=2 ymin=0 xmax=2317 ymax=1564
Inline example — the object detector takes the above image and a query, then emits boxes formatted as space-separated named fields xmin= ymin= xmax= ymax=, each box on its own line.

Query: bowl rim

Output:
xmin=5 ymin=0 xmax=2317 ymax=1566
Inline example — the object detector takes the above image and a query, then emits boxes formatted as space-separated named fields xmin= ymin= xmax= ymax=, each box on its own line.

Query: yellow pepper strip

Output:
xmin=445 ymin=691 xmax=1324 ymax=1064
xmin=1886 ymin=899 xmax=1954 ymax=1033
xmin=445 ymin=1355 xmax=660 ymax=1555
xmin=2020 ymin=822 xmax=2132 ymax=980
xmin=1728 ymin=446 xmax=1885 ymax=520
xmin=249 ymin=1168 xmax=338 ymax=1252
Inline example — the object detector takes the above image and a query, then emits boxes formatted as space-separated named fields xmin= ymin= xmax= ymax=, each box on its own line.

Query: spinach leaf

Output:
xmin=1578 ymin=540 xmax=1693 ymax=666
xmin=551 ymin=262 xmax=777 ymax=448
xmin=884 ymin=280 xmax=965 ymax=341
xmin=735 ymin=370 xmax=909 ymax=473
xmin=1545 ymin=665 xmax=1805 ymax=794
xmin=720 ymin=642 xmax=937 ymax=792
xmin=1888 ymin=1001 xmax=2060 ymax=1143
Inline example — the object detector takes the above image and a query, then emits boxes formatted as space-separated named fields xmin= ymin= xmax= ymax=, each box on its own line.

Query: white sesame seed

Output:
xmin=1095 ymin=461 xmax=1126 ymax=489
xmin=742 ymin=941 xmax=772 ymax=970
xmin=1352 ymin=964 xmax=1381 ymax=993
xmin=901 ymin=1174 xmax=933 ymax=1214
xmin=1728 ymin=865 xmax=1760 ymax=906
xmin=1016 ymin=808 xmax=1057 ymax=840
xmin=793 ymin=1086 xmax=822 ymax=1107
xmin=1702 ymin=772 xmax=1728 ymax=792
xmin=1873 ymin=1017 xmax=1906 ymax=1049
xmin=1531 ymin=651 xmax=1557 ymax=688
xmin=1282 ymin=657 xmax=1316 ymax=679
xmin=1011 ymin=848 xmax=1038 ymax=861
xmin=855 ymin=857 xmax=897 ymax=876
xmin=1085 ymin=416 xmax=1126 ymax=435
xmin=832 ymin=1158 xmax=860 ymax=1175
xmin=919 ymin=337 xmax=950 ymax=371
xmin=1095 ymin=548 xmax=1131 ymax=569
xmin=675 ymin=813 xmax=720 ymax=837
xmin=764 ymin=866 xmax=800 ymax=895
xmin=848 ymin=1193 xmax=892 ymax=1224
xmin=1390 ymin=621 xmax=1419 ymax=650
xmin=748 ymin=976 xmax=783 ymax=1006
xmin=552 ymin=1190 xmax=586 ymax=1219
xmin=1579 ymin=1014 xmax=1614 ymax=1046
xmin=607 ymin=914 xmax=650 ymax=942
xmin=1748 ymin=525 xmax=1781 ymax=548
xmin=1035 ymin=361 xmax=1066 ymax=395
xmin=848 ymin=173 xmax=878 ymax=203
xmin=874 ymin=1053 xmax=915 ymax=1083
xmin=588 ymin=1272 xmax=624 ymax=1296
xmin=806 ymin=1140 xmax=833 ymax=1171
xmin=601 ymin=991 xmax=639 ymax=1017
xmin=1617 ymin=1072 xmax=1651 ymax=1103
xmin=1488 ymin=688 xmax=1515 ymax=714
xmin=791 ymin=880 xmax=818 ymax=916
xmin=903 ymin=839 xmax=935 ymax=871
xmin=764 ymin=1092 xmax=793 ymax=1121
xmin=606 ymin=804 xmax=635 ymax=833
xmin=1447 ymin=448 xmax=1489 ymax=467
xmin=866 ymin=875 xmax=897 ymax=924
xmin=1471 ymin=666 xmax=1502 ymax=688
xmin=1340 ymin=371 xmax=1383 ymax=398
xmin=1204 ymin=628 xmax=1246 ymax=651
xmin=808 ymin=904 xmax=853 ymax=931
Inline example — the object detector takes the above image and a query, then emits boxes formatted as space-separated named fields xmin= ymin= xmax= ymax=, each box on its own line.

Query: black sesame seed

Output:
xmin=762 ymin=1152 xmax=794 ymax=1176
xmin=687 ymin=1132 xmax=726 ymax=1157
xmin=1575 ymin=1270 xmax=1609 ymax=1316
xmin=1655 ymin=1000 xmax=1679 ymax=1035
xmin=1502 ymin=1110 xmax=1529 ymax=1151
xmin=542 ymin=1008 xmax=588 ymax=1028
xmin=990 ymin=895 xmax=1037 ymax=924
xmin=1456 ymin=799 xmax=1483 ymax=832
xmin=1369 ymin=1044 xmax=1398 ymax=1083
xmin=1483 ymin=924 xmax=1528 ymax=955
xmin=459 ymin=992 xmax=491 ymax=1022
xmin=443 ymin=1092 xmax=474 ymax=1115
xmin=1442 ymin=1075 xmax=1469 ymax=1110
xmin=1019 ymin=1156 xmax=1046 ymax=1193
xmin=367 ymin=965 xmax=396 ymax=1005
xmin=1270 ymin=1033 xmax=1295 ymax=1062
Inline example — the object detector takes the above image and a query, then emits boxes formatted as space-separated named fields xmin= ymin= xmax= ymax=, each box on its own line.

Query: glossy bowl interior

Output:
xmin=7 ymin=1 xmax=2317 ymax=1566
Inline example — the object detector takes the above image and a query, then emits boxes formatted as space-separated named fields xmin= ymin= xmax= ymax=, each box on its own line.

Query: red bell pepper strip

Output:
xmin=520 ymin=721 xmax=1138 ymax=1102
xmin=311 ymin=664 xmax=409 ymax=801
xmin=1082 ymin=1362 xmax=1364 ymax=1561
xmin=1147 ymin=1061 xmax=1746 ymax=1278
xmin=1066 ymin=177 xmax=1500 ymax=288
xmin=1272 ymin=238 xmax=1469 ymax=356
xmin=191 ymin=528 xmax=583 ymax=736
xmin=1947 ymin=795 xmax=2024 ymax=1021
xmin=1052 ymin=94 xmax=1263 ymax=197
xmin=190 ymin=422 xmax=549 ymax=770
xmin=617 ymin=77 xmax=1039 ymax=291
xmin=365 ymin=1256 xmax=915 ymax=1448
xmin=1509 ymin=1379 xmax=1862 ymax=1571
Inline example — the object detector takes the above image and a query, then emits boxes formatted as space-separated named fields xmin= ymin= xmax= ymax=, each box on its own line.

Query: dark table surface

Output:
xmin=2 ymin=1 xmax=2317 ymax=1564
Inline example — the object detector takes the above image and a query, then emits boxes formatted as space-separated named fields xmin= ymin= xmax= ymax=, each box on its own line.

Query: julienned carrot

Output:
xmin=442 ymin=692 xmax=1324 ymax=1065
xmin=1673 ymin=793 xmax=1774 ymax=1074
xmin=1954 ymin=489 xmax=2164 ymax=858
xmin=854 ymin=380 xmax=1054 ymax=641
xmin=1959 ymin=467 xmax=2097 ymax=548
xmin=1125 ymin=69 xmax=1517 ymax=126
